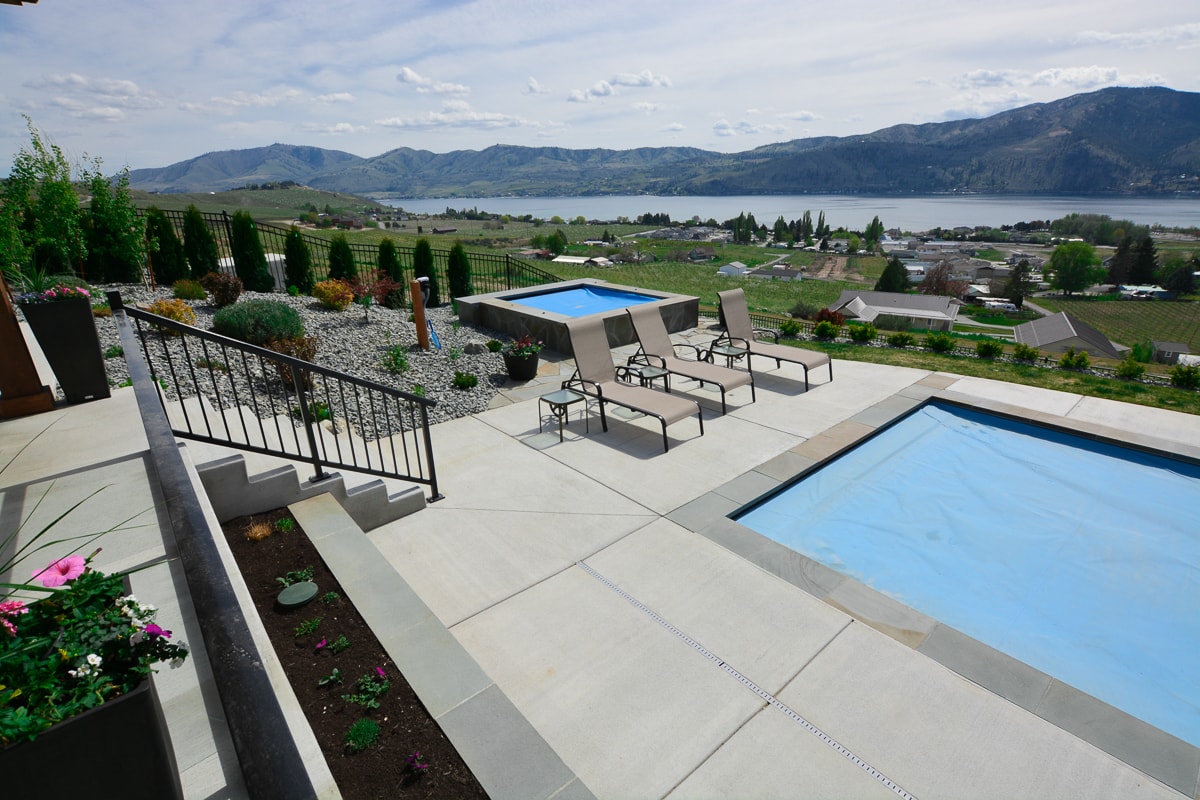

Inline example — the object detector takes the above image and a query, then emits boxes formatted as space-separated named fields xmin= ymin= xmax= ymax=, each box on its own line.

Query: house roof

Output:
xmin=1152 ymin=340 xmax=1189 ymax=353
xmin=1013 ymin=312 xmax=1123 ymax=358
xmin=831 ymin=290 xmax=960 ymax=323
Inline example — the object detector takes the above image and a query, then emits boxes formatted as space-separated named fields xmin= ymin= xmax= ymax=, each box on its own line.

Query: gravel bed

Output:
xmin=91 ymin=285 xmax=516 ymax=428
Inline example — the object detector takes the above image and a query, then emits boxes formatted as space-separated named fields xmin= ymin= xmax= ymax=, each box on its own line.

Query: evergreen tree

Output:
xmin=1003 ymin=259 xmax=1034 ymax=308
xmin=284 ymin=226 xmax=314 ymax=293
xmin=800 ymin=210 xmax=813 ymax=239
xmin=229 ymin=210 xmax=274 ymax=292
xmin=182 ymin=204 xmax=220 ymax=278
xmin=412 ymin=238 xmax=440 ymax=307
xmin=446 ymin=241 xmax=473 ymax=299
xmin=864 ymin=215 xmax=885 ymax=252
xmin=83 ymin=164 xmax=144 ymax=283
xmin=1158 ymin=256 xmax=1197 ymax=295
xmin=1129 ymin=236 xmax=1158 ymax=285
xmin=815 ymin=211 xmax=828 ymax=239
xmin=874 ymin=256 xmax=909 ymax=292
xmin=144 ymin=207 xmax=188 ymax=285
xmin=377 ymin=237 xmax=402 ymax=282
xmin=326 ymin=233 xmax=357 ymax=283
xmin=1107 ymin=236 xmax=1134 ymax=286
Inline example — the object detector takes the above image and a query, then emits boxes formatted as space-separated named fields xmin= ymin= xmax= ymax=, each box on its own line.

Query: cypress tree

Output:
xmin=447 ymin=241 xmax=473 ymax=299
xmin=145 ymin=207 xmax=188 ymax=284
xmin=412 ymin=238 xmax=440 ymax=307
xmin=327 ymin=233 xmax=357 ymax=283
xmin=229 ymin=210 xmax=274 ymax=292
xmin=1129 ymin=236 xmax=1158 ymax=286
xmin=377 ymin=237 xmax=402 ymax=282
xmin=284 ymin=226 xmax=314 ymax=293
xmin=182 ymin=204 xmax=220 ymax=278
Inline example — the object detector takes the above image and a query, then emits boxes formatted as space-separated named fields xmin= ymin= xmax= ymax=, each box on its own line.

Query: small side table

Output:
xmin=629 ymin=365 xmax=670 ymax=391
xmin=539 ymin=389 xmax=588 ymax=442
xmin=708 ymin=342 xmax=749 ymax=369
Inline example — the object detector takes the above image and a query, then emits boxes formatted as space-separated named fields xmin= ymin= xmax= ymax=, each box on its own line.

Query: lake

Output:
xmin=375 ymin=194 xmax=1200 ymax=231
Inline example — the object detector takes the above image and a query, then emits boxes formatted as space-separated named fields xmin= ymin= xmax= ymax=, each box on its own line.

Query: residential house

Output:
xmin=830 ymin=290 xmax=961 ymax=332
xmin=1012 ymin=312 xmax=1127 ymax=359
xmin=1152 ymin=341 xmax=1190 ymax=365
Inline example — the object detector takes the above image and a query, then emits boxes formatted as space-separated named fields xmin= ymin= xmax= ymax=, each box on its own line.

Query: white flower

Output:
xmin=130 ymin=630 xmax=145 ymax=645
xmin=86 ymin=653 xmax=103 ymax=667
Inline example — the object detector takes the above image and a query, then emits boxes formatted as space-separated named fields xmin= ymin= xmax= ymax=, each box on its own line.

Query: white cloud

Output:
xmin=712 ymin=118 xmax=785 ymax=137
xmin=778 ymin=109 xmax=821 ymax=122
xmin=395 ymin=66 xmax=469 ymax=95
xmin=315 ymin=92 xmax=355 ymax=104
xmin=25 ymin=73 xmax=162 ymax=114
xmin=179 ymin=89 xmax=302 ymax=115
xmin=524 ymin=77 xmax=550 ymax=95
xmin=1074 ymin=22 xmax=1200 ymax=48
xmin=956 ymin=69 xmax=1024 ymax=89
xmin=611 ymin=69 xmax=671 ymax=88
xmin=376 ymin=100 xmax=537 ymax=131
xmin=302 ymin=122 xmax=367 ymax=134
xmin=49 ymin=97 xmax=127 ymax=122
xmin=634 ymin=102 xmax=662 ymax=114
xmin=663 ymin=122 xmax=686 ymax=132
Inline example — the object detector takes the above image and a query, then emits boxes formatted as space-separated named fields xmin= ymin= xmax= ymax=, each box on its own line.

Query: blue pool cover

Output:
xmin=509 ymin=285 xmax=658 ymax=317
xmin=736 ymin=403 xmax=1200 ymax=747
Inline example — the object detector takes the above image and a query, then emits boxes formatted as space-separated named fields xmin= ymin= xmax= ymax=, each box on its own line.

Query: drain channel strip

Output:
xmin=577 ymin=560 xmax=917 ymax=800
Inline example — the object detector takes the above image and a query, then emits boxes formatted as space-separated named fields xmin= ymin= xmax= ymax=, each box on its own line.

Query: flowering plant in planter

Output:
xmin=15 ymin=284 xmax=92 ymax=305
xmin=0 ymin=486 xmax=188 ymax=745
xmin=502 ymin=335 xmax=544 ymax=359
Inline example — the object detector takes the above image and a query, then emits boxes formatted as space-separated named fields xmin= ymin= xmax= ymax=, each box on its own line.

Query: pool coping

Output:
xmin=668 ymin=376 xmax=1200 ymax=797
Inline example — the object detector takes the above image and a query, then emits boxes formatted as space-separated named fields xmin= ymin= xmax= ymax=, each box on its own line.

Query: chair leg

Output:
xmin=598 ymin=399 xmax=609 ymax=432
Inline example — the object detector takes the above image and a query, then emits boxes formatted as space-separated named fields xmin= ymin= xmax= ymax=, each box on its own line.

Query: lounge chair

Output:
xmin=563 ymin=316 xmax=703 ymax=452
xmin=625 ymin=304 xmax=754 ymax=414
xmin=713 ymin=288 xmax=833 ymax=390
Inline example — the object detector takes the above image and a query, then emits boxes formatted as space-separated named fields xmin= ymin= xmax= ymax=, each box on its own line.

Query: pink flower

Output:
xmin=314 ymin=638 xmax=327 ymax=650
xmin=33 ymin=555 xmax=87 ymax=587
xmin=144 ymin=623 xmax=171 ymax=639
xmin=374 ymin=666 xmax=386 ymax=678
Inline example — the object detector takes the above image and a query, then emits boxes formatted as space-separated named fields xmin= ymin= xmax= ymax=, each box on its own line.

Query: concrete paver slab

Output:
xmin=940 ymin=376 xmax=1085 ymax=416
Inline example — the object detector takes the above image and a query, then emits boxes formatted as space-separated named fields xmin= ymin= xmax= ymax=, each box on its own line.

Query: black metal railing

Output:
xmin=109 ymin=291 xmax=442 ymax=501
xmin=141 ymin=209 xmax=559 ymax=296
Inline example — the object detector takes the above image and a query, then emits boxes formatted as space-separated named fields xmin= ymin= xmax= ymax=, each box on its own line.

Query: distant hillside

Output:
xmin=129 ymin=87 xmax=1200 ymax=197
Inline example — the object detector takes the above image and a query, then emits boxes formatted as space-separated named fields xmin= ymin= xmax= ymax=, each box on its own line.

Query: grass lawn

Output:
xmin=1035 ymin=296 xmax=1200 ymax=352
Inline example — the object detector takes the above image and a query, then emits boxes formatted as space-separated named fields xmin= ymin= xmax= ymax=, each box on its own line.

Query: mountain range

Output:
xmin=129 ymin=87 xmax=1200 ymax=198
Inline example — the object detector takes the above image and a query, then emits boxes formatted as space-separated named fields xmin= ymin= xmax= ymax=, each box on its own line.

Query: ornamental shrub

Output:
xmin=975 ymin=340 xmax=1004 ymax=359
xmin=284 ymin=226 xmax=314 ymax=294
xmin=847 ymin=323 xmax=877 ymax=343
xmin=199 ymin=271 xmax=243 ymax=307
xmin=446 ymin=242 xmax=473 ymax=299
xmin=377 ymin=238 xmax=402 ymax=282
xmin=813 ymin=320 xmax=839 ymax=339
xmin=145 ymin=207 xmax=189 ymax=285
xmin=886 ymin=332 xmax=915 ymax=348
xmin=326 ymin=233 xmax=357 ymax=283
xmin=452 ymin=371 xmax=478 ymax=390
xmin=313 ymin=279 xmax=354 ymax=311
xmin=1058 ymin=347 xmax=1090 ymax=370
xmin=779 ymin=318 xmax=802 ymax=337
xmin=814 ymin=307 xmax=846 ymax=326
xmin=173 ymin=279 xmax=207 ymax=300
xmin=412 ymin=238 xmax=440 ymax=307
xmin=229 ymin=210 xmax=274 ymax=292
xmin=182 ymin=204 xmax=220 ymax=279
xmin=264 ymin=335 xmax=319 ymax=388
xmin=1115 ymin=355 xmax=1145 ymax=381
xmin=1169 ymin=363 xmax=1200 ymax=390
xmin=213 ymin=299 xmax=305 ymax=346
xmin=924 ymin=332 xmax=955 ymax=353
xmin=147 ymin=298 xmax=196 ymax=335
xmin=1012 ymin=342 xmax=1040 ymax=363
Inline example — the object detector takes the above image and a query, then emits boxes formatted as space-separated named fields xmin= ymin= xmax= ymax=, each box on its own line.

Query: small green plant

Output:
xmin=1130 ymin=340 xmax=1155 ymax=363
xmin=1170 ymin=363 xmax=1200 ymax=390
xmin=294 ymin=617 xmax=322 ymax=637
xmin=975 ymin=340 xmax=1004 ymax=359
xmin=453 ymin=371 xmax=478 ymax=390
xmin=275 ymin=517 xmax=295 ymax=533
xmin=1058 ymin=347 xmax=1090 ymax=370
xmin=318 ymin=667 xmax=343 ymax=687
xmin=147 ymin=298 xmax=197 ymax=335
xmin=320 ymin=591 xmax=340 ymax=604
xmin=195 ymin=356 xmax=228 ymax=372
xmin=213 ymin=299 xmax=305 ymax=345
xmin=411 ymin=384 xmax=426 ymax=398
xmin=812 ymin=320 xmax=839 ymax=340
xmin=847 ymin=323 xmax=877 ymax=343
xmin=1012 ymin=342 xmax=1040 ymax=362
xmin=486 ymin=339 xmax=503 ymax=353
xmin=345 ymin=718 xmax=380 ymax=753
xmin=312 ymin=279 xmax=355 ymax=311
xmin=779 ymin=318 xmax=802 ymax=337
xmin=447 ymin=345 xmax=463 ymax=361
xmin=886 ymin=332 xmax=915 ymax=348
xmin=329 ymin=635 xmax=351 ymax=654
xmin=1115 ymin=355 xmax=1145 ymax=381
xmin=276 ymin=565 xmax=314 ymax=588
xmin=342 ymin=669 xmax=390 ymax=710
xmin=287 ymin=284 xmax=301 ymax=297
xmin=173 ymin=279 xmax=207 ymax=301
xmin=103 ymin=344 xmax=124 ymax=359
xmin=924 ymin=332 xmax=955 ymax=353
xmin=291 ymin=401 xmax=331 ymax=422
xmin=383 ymin=345 xmax=409 ymax=374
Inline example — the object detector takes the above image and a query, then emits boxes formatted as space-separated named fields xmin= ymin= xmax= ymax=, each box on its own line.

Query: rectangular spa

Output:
xmin=735 ymin=402 xmax=1200 ymax=749
xmin=456 ymin=278 xmax=699 ymax=355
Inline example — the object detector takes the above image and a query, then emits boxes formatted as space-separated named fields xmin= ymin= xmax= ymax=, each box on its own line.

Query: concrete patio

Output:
xmin=3 ymin=322 xmax=1198 ymax=799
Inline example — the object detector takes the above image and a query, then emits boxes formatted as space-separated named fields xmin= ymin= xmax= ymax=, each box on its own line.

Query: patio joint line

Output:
xmin=576 ymin=560 xmax=918 ymax=800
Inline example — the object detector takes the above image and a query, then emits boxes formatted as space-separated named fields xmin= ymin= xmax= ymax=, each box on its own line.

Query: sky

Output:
xmin=1 ymin=1 xmax=1197 ymax=175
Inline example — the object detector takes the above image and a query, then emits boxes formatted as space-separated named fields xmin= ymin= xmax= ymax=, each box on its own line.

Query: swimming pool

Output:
xmin=736 ymin=402 xmax=1200 ymax=748
xmin=456 ymin=279 xmax=698 ymax=355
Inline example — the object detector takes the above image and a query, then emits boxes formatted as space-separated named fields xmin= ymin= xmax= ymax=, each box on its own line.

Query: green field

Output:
xmin=1035 ymin=297 xmax=1200 ymax=352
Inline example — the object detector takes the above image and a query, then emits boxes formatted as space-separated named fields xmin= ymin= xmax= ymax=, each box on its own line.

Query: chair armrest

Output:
xmin=627 ymin=352 xmax=667 ymax=369
xmin=672 ymin=342 xmax=704 ymax=361
xmin=564 ymin=376 xmax=605 ymax=398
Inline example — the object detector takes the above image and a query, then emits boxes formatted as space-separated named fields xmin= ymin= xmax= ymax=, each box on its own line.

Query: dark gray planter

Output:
xmin=19 ymin=298 xmax=110 ymax=404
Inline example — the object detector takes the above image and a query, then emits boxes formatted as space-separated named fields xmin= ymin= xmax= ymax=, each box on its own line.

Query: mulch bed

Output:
xmin=222 ymin=508 xmax=489 ymax=799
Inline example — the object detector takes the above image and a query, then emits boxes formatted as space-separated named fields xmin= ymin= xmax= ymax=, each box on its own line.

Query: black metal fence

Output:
xmin=109 ymin=290 xmax=442 ymax=501
xmin=142 ymin=209 xmax=560 ymax=297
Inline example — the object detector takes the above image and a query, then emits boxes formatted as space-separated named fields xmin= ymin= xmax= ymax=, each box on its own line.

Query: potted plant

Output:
xmin=0 ymin=489 xmax=188 ymax=799
xmin=12 ymin=275 xmax=110 ymax=404
xmin=502 ymin=334 xmax=543 ymax=381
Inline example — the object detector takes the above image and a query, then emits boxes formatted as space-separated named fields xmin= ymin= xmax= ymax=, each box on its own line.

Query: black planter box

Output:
xmin=19 ymin=299 xmax=110 ymax=404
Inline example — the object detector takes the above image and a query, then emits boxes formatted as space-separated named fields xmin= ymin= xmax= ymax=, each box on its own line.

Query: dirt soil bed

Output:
xmin=222 ymin=508 xmax=488 ymax=799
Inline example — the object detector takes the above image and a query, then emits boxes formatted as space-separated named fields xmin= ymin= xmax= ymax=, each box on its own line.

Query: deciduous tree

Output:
xmin=1048 ymin=241 xmax=1102 ymax=296
xmin=83 ymin=162 xmax=144 ymax=283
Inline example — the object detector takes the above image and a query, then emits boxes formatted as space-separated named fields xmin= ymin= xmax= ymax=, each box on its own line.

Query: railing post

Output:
xmin=291 ymin=366 xmax=329 ymax=482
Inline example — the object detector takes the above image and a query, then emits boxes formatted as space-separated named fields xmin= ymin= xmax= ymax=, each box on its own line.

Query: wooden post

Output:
xmin=410 ymin=279 xmax=429 ymax=351
xmin=0 ymin=273 xmax=55 ymax=418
